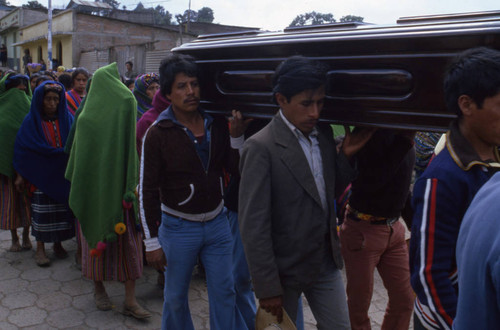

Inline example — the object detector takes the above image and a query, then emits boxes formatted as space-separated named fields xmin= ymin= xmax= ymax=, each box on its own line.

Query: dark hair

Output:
xmin=42 ymin=70 xmax=57 ymax=80
xmin=35 ymin=75 xmax=51 ymax=87
xmin=71 ymin=67 xmax=89 ymax=84
xmin=125 ymin=78 xmax=135 ymax=88
xmin=272 ymin=56 xmax=328 ymax=103
xmin=444 ymin=47 xmax=500 ymax=118
xmin=30 ymin=73 xmax=40 ymax=82
xmin=159 ymin=53 xmax=198 ymax=95
xmin=126 ymin=61 xmax=133 ymax=67
xmin=5 ymin=74 xmax=30 ymax=92
xmin=58 ymin=73 xmax=72 ymax=90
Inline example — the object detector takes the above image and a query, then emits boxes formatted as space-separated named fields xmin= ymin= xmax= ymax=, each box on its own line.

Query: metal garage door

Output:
xmin=145 ymin=49 xmax=171 ymax=74
xmin=79 ymin=50 xmax=110 ymax=73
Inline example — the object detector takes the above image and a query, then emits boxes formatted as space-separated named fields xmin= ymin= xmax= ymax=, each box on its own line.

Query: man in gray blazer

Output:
xmin=239 ymin=56 xmax=374 ymax=329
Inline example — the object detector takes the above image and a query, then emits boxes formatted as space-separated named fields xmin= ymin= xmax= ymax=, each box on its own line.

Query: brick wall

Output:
xmin=72 ymin=13 xmax=182 ymax=72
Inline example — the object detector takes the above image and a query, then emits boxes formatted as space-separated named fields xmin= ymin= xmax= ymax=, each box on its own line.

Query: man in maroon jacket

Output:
xmin=139 ymin=53 xmax=248 ymax=330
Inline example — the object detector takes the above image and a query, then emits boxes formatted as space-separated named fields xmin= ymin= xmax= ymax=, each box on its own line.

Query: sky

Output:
xmin=7 ymin=0 xmax=500 ymax=31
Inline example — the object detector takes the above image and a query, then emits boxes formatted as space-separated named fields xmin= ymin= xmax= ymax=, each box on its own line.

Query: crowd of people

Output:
xmin=0 ymin=46 xmax=499 ymax=330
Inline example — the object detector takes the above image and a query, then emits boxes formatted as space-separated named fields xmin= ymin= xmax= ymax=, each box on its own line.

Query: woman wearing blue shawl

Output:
xmin=14 ymin=80 xmax=75 ymax=267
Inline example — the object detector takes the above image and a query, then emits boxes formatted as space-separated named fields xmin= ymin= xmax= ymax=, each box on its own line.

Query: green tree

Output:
xmin=175 ymin=9 xmax=198 ymax=24
xmin=197 ymin=7 xmax=214 ymax=23
xmin=102 ymin=0 xmax=120 ymax=9
xmin=153 ymin=5 xmax=172 ymax=25
xmin=340 ymin=15 xmax=364 ymax=23
xmin=22 ymin=1 xmax=46 ymax=9
xmin=133 ymin=3 xmax=171 ymax=25
xmin=0 ymin=0 xmax=10 ymax=6
xmin=289 ymin=11 xmax=336 ymax=27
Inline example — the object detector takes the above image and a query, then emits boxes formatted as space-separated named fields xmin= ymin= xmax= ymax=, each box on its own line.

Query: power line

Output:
xmin=119 ymin=0 xmax=174 ymax=7
xmin=125 ymin=0 xmax=171 ymax=5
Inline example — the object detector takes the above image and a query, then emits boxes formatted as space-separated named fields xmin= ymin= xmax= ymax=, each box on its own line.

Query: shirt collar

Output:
xmin=279 ymin=110 xmax=318 ymax=140
xmin=447 ymin=119 xmax=500 ymax=170
xmin=157 ymin=105 xmax=213 ymax=128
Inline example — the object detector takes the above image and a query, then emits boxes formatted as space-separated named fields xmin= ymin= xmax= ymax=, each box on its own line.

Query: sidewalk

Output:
xmin=0 ymin=229 xmax=404 ymax=329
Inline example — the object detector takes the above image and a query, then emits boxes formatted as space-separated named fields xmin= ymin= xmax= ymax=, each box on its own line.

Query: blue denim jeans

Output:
xmin=159 ymin=210 xmax=236 ymax=330
xmin=227 ymin=209 xmax=257 ymax=329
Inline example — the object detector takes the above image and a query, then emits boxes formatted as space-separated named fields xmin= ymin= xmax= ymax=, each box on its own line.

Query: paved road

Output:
xmin=0 ymin=229 xmax=411 ymax=329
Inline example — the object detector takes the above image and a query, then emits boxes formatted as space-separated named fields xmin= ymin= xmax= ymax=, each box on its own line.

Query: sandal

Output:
xmin=35 ymin=253 xmax=51 ymax=267
xmin=94 ymin=292 xmax=112 ymax=311
xmin=121 ymin=303 xmax=152 ymax=319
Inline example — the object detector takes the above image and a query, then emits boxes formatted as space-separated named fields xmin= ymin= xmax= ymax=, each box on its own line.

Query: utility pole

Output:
xmin=186 ymin=0 xmax=191 ymax=33
xmin=48 ymin=0 xmax=53 ymax=71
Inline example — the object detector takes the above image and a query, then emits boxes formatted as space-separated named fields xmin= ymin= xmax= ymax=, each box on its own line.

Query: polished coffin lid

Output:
xmin=173 ymin=11 xmax=500 ymax=131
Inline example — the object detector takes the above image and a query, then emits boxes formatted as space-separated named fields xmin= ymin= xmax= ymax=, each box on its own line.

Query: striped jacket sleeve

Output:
xmin=138 ymin=124 xmax=162 ymax=252
xmin=410 ymin=177 xmax=461 ymax=330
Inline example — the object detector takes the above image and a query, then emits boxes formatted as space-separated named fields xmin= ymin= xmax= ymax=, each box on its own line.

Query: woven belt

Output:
xmin=346 ymin=204 xmax=398 ymax=226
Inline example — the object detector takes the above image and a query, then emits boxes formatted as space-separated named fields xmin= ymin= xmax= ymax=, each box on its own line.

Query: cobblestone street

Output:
xmin=0 ymin=229 xmax=411 ymax=329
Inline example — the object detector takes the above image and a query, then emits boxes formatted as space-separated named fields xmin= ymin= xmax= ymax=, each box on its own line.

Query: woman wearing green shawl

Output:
xmin=0 ymin=74 xmax=32 ymax=252
xmin=65 ymin=63 xmax=150 ymax=319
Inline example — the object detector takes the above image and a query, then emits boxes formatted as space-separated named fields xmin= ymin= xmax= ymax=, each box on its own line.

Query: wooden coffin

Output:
xmin=173 ymin=11 xmax=500 ymax=131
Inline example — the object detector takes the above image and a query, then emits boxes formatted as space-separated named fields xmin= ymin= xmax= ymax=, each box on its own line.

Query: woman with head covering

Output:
xmin=0 ymin=74 xmax=32 ymax=252
xmin=132 ymin=73 xmax=159 ymax=120
xmin=65 ymin=63 xmax=150 ymax=319
xmin=14 ymin=80 xmax=75 ymax=267
xmin=66 ymin=67 xmax=89 ymax=115
xmin=136 ymin=89 xmax=170 ymax=155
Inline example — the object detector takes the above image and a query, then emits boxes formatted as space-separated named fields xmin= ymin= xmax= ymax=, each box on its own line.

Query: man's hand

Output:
xmin=14 ymin=174 xmax=24 ymax=193
xmin=229 ymin=109 xmax=253 ymax=138
xmin=341 ymin=125 xmax=377 ymax=160
xmin=259 ymin=295 xmax=284 ymax=323
xmin=146 ymin=248 xmax=167 ymax=271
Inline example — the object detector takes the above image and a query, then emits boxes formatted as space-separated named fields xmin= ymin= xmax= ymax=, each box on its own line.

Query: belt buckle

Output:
xmin=386 ymin=217 xmax=397 ymax=227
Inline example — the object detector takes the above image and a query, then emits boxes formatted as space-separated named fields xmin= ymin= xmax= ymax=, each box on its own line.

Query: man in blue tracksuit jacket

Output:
xmin=409 ymin=47 xmax=500 ymax=330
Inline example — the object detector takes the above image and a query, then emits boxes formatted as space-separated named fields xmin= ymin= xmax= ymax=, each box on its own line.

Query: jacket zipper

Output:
xmin=183 ymin=123 xmax=211 ymax=175
xmin=206 ymin=124 xmax=212 ymax=174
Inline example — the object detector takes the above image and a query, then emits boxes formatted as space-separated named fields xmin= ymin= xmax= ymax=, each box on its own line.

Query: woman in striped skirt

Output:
xmin=65 ymin=63 xmax=150 ymax=319
xmin=14 ymin=81 xmax=75 ymax=266
xmin=0 ymin=174 xmax=31 ymax=251
xmin=0 ymin=73 xmax=32 ymax=251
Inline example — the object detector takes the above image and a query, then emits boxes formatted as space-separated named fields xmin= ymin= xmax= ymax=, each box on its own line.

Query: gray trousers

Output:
xmin=282 ymin=258 xmax=351 ymax=330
